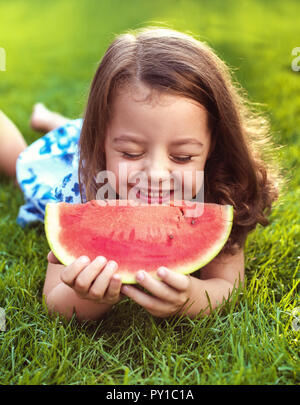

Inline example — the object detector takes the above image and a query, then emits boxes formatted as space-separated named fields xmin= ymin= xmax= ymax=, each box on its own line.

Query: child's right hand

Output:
xmin=48 ymin=251 xmax=122 ymax=305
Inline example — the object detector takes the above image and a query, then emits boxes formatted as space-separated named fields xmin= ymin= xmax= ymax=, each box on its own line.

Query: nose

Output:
xmin=143 ymin=151 xmax=171 ymax=189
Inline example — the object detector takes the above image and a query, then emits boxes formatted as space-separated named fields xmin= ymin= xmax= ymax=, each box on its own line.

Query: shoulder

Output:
xmin=199 ymin=246 xmax=244 ymax=285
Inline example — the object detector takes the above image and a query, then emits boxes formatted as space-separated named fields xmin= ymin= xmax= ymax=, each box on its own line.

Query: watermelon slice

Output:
xmin=44 ymin=200 xmax=233 ymax=284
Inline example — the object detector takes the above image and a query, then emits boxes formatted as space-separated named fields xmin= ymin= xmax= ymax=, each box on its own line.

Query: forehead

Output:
xmin=111 ymin=81 xmax=207 ymax=114
xmin=108 ymin=82 xmax=210 ymax=143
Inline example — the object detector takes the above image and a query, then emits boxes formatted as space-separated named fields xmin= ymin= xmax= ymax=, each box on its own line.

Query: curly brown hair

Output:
xmin=78 ymin=26 xmax=281 ymax=255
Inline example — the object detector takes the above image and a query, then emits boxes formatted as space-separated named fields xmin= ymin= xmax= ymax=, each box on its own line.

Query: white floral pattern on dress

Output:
xmin=16 ymin=118 xmax=86 ymax=227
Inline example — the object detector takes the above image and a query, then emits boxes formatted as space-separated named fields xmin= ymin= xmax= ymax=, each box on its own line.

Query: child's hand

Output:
xmin=47 ymin=251 xmax=62 ymax=264
xmin=56 ymin=254 xmax=122 ymax=306
xmin=121 ymin=267 xmax=193 ymax=318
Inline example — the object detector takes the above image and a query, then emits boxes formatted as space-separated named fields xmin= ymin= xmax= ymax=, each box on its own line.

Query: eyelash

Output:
xmin=122 ymin=152 xmax=192 ymax=162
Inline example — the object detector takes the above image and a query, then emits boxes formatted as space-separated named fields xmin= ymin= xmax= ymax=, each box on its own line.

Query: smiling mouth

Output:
xmin=140 ymin=189 xmax=171 ymax=197
xmin=135 ymin=189 xmax=174 ymax=203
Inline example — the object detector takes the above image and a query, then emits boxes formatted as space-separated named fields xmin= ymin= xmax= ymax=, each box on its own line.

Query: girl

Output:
xmin=0 ymin=27 xmax=280 ymax=322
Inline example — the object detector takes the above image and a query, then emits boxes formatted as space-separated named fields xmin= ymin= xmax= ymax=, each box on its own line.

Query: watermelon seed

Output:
xmin=191 ymin=219 xmax=196 ymax=224
xmin=168 ymin=234 xmax=174 ymax=239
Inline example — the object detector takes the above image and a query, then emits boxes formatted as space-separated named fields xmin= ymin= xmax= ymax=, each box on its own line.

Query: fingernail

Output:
xmin=108 ymin=260 xmax=118 ymax=270
xmin=121 ymin=285 xmax=128 ymax=293
xmin=96 ymin=256 xmax=107 ymax=264
xmin=80 ymin=256 xmax=90 ymax=264
xmin=157 ymin=267 xmax=166 ymax=277
xmin=136 ymin=271 xmax=145 ymax=282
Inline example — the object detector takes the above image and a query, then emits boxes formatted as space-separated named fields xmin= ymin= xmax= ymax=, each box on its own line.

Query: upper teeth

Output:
xmin=140 ymin=190 xmax=169 ymax=197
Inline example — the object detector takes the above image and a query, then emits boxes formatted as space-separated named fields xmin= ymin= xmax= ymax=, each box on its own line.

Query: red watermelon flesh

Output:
xmin=45 ymin=200 xmax=233 ymax=284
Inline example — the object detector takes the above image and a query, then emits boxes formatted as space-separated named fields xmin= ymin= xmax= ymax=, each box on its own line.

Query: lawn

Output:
xmin=0 ymin=0 xmax=299 ymax=385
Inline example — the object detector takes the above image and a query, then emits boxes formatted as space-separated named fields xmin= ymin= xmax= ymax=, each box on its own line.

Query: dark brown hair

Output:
xmin=79 ymin=27 xmax=281 ymax=254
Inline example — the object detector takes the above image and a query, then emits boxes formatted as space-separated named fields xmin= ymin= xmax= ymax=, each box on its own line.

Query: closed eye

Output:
xmin=122 ymin=152 xmax=144 ymax=159
xmin=171 ymin=155 xmax=192 ymax=162
xmin=122 ymin=152 xmax=192 ymax=162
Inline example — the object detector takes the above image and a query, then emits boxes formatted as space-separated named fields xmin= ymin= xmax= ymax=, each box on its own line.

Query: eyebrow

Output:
xmin=112 ymin=135 xmax=203 ymax=147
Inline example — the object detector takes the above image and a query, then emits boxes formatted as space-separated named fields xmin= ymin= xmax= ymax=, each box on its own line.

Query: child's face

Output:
xmin=104 ymin=82 xmax=211 ymax=203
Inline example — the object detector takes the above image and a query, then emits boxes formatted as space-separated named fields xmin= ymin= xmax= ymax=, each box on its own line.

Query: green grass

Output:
xmin=0 ymin=0 xmax=299 ymax=385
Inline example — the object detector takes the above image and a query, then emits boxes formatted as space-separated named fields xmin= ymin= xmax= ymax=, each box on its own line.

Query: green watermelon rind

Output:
xmin=45 ymin=203 xmax=77 ymax=266
xmin=45 ymin=202 xmax=233 ymax=284
xmin=168 ymin=204 xmax=234 ymax=279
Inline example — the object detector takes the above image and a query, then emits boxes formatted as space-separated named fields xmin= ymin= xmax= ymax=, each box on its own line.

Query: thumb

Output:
xmin=47 ymin=250 xmax=61 ymax=264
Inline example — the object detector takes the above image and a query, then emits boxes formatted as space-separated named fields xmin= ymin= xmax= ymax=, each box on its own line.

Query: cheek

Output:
xmin=105 ymin=157 xmax=141 ymax=196
xmin=104 ymin=151 xmax=121 ymax=192
xmin=178 ymin=164 xmax=205 ymax=198
xmin=105 ymin=150 xmax=125 ymax=178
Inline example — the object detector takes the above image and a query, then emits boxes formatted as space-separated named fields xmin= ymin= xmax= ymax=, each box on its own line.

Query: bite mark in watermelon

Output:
xmin=44 ymin=200 xmax=233 ymax=284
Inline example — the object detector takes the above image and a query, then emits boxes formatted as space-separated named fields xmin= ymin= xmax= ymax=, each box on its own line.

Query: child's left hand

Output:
xmin=120 ymin=267 xmax=193 ymax=318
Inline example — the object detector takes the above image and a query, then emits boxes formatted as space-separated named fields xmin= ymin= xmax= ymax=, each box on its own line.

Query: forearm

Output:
xmin=179 ymin=277 xmax=236 ymax=318
xmin=45 ymin=282 xmax=113 ymax=322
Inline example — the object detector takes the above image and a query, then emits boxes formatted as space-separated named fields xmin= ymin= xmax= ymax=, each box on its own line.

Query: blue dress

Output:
xmin=16 ymin=118 xmax=86 ymax=227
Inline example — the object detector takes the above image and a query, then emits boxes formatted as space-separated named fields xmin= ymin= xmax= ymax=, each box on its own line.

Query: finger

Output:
xmin=121 ymin=284 xmax=169 ymax=312
xmin=60 ymin=256 xmax=91 ymax=286
xmin=135 ymin=270 xmax=179 ymax=303
xmin=47 ymin=250 xmax=61 ymax=264
xmin=156 ymin=267 xmax=191 ymax=292
xmin=74 ymin=256 xmax=107 ymax=294
xmin=88 ymin=260 xmax=118 ymax=298
xmin=104 ymin=274 xmax=122 ymax=300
